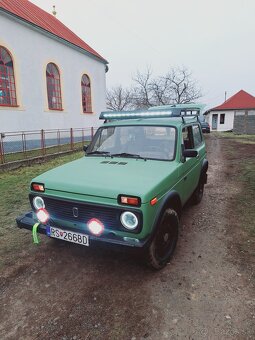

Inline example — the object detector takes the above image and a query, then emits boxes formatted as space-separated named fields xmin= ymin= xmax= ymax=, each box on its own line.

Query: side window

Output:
xmin=192 ymin=124 xmax=202 ymax=147
xmin=220 ymin=113 xmax=225 ymax=124
xmin=182 ymin=126 xmax=194 ymax=149
xmin=46 ymin=63 xmax=62 ymax=110
xmin=0 ymin=46 xmax=17 ymax=107
xmin=81 ymin=74 xmax=92 ymax=113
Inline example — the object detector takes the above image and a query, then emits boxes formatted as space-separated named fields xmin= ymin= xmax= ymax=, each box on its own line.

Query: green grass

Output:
xmin=3 ymin=141 xmax=86 ymax=163
xmin=220 ymin=133 xmax=255 ymax=242
xmin=0 ymin=151 xmax=83 ymax=269
xmin=238 ymin=161 xmax=255 ymax=237
xmin=214 ymin=131 xmax=255 ymax=144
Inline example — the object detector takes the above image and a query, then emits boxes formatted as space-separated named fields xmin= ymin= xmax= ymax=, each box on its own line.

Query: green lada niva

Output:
xmin=16 ymin=105 xmax=208 ymax=269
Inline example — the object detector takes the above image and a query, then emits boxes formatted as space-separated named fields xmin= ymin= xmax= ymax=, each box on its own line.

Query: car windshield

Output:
xmin=88 ymin=125 xmax=176 ymax=161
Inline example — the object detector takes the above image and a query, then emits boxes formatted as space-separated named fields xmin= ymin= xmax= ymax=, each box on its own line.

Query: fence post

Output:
xmin=57 ymin=129 xmax=60 ymax=153
xmin=91 ymin=127 xmax=94 ymax=140
xmin=41 ymin=129 xmax=45 ymax=155
xmin=22 ymin=132 xmax=27 ymax=159
xmin=0 ymin=133 xmax=5 ymax=164
xmin=82 ymin=129 xmax=85 ymax=144
xmin=70 ymin=128 xmax=74 ymax=150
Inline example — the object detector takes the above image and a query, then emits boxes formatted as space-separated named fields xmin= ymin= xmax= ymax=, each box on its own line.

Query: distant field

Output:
xmin=214 ymin=131 xmax=255 ymax=143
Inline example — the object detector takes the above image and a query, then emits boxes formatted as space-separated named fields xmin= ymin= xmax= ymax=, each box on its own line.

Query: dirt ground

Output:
xmin=0 ymin=134 xmax=254 ymax=340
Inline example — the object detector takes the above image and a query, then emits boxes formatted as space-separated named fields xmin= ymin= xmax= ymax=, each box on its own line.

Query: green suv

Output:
xmin=16 ymin=105 xmax=208 ymax=269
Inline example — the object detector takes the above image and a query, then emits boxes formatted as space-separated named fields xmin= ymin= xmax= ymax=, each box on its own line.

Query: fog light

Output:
xmin=36 ymin=208 xmax=50 ymax=224
xmin=33 ymin=196 xmax=45 ymax=210
xmin=120 ymin=212 xmax=138 ymax=230
xmin=88 ymin=218 xmax=104 ymax=236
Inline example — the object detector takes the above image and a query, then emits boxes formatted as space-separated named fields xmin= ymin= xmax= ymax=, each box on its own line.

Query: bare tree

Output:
xmin=164 ymin=67 xmax=202 ymax=104
xmin=106 ymin=85 xmax=134 ymax=111
xmin=132 ymin=68 xmax=154 ymax=109
xmin=106 ymin=66 xmax=202 ymax=111
xmin=133 ymin=66 xmax=202 ymax=108
xmin=150 ymin=76 xmax=171 ymax=106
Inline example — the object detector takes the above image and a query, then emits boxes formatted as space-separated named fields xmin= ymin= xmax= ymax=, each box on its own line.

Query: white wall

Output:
xmin=206 ymin=110 xmax=234 ymax=131
xmin=0 ymin=13 xmax=107 ymax=132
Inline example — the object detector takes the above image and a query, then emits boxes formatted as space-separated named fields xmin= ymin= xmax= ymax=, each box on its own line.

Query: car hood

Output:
xmin=32 ymin=156 xmax=179 ymax=203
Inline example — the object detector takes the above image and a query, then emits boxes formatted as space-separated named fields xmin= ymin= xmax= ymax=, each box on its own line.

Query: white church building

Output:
xmin=0 ymin=0 xmax=108 ymax=132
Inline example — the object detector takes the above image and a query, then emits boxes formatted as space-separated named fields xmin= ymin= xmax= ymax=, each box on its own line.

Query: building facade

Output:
xmin=0 ymin=0 xmax=108 ymax=132
xmin=205 ymin=90 xmax=255 ymax=134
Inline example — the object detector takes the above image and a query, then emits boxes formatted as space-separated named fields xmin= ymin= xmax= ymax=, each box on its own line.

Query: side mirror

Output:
xmin=183 ymin=149 xmax=198 ymax=158
xmin=83 ymin=145 xmax=89 ymax=152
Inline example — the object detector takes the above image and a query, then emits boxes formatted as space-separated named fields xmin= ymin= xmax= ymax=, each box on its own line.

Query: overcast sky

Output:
xmin=31 ymin=0 xmax=255 ymax=109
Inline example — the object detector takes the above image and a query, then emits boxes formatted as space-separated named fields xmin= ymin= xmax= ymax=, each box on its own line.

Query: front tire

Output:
xmin=145 ymin=208 xmax=179 ymax=270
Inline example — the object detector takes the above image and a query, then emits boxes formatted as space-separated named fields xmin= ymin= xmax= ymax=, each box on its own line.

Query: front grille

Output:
xmin=29 ymin=195 xmax=142 ymax=233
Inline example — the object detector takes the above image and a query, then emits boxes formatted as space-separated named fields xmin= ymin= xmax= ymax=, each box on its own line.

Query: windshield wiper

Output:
xmin=110 ymin=152 xmax=146 ymax=160
xmin=86 ymin=151 xmax=110 ymax=155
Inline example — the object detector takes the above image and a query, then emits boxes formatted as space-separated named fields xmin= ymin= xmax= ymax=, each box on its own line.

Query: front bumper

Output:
xmin=16 ymin=211 xmax=149 ymax=249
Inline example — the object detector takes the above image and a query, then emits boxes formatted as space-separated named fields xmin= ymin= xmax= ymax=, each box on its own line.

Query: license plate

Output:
xmin=49 ymin=226 xmax=89 ymax=246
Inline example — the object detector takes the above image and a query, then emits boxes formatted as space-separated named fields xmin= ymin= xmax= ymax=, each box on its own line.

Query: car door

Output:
xmin=192 ymin=123 xmax=205 ymax=177
xmin=178 ymin=124 xmax=201 ymax=204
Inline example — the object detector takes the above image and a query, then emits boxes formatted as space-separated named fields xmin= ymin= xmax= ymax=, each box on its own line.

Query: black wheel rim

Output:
xmin=154 ymin=218 xmax=178 ymax=263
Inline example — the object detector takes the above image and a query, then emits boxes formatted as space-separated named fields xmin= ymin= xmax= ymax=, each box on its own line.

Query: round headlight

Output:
xmin=33 ymin=196 xmax=45 ymax=210
xmin=120 ymin=211 xmax=138 ymax=230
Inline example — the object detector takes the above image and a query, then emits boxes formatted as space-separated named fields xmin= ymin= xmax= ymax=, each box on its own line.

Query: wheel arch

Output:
xmin=148 ymin=191 xmax=182 ymax=246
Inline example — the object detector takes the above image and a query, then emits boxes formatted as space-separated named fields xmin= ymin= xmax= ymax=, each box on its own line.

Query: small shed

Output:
xmin=205 ymin=90 xmax=255 ymax=134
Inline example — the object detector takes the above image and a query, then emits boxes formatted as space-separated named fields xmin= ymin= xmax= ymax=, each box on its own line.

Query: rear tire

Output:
xmin=145 ymin=208 xmax=179 ymax=270
xmin=191 ymin=176 xmax=205 ymax=204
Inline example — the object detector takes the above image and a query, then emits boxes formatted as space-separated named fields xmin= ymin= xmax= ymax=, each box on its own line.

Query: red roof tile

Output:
xmin=0 ymin=0 xmax=107 ymax=63
xmin=211 ymin=90 xmax=255 ymax=111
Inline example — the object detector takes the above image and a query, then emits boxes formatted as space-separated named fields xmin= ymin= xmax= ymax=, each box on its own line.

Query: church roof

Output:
xmin=0 ymin=0 xmax=107 ymax=63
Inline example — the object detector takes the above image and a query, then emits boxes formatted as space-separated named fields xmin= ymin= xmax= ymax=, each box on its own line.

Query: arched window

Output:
xmin=81 ymin=74 xmax=92 ymax=113
xmin=46 ymin=63 xmax=62 ymax=110
xmin=0 ymin=46 xmax=17 ymax=107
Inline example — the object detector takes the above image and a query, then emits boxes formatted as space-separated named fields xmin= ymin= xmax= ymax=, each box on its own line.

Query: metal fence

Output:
xmin=0 ymin=127 xmax=95 ymax=164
